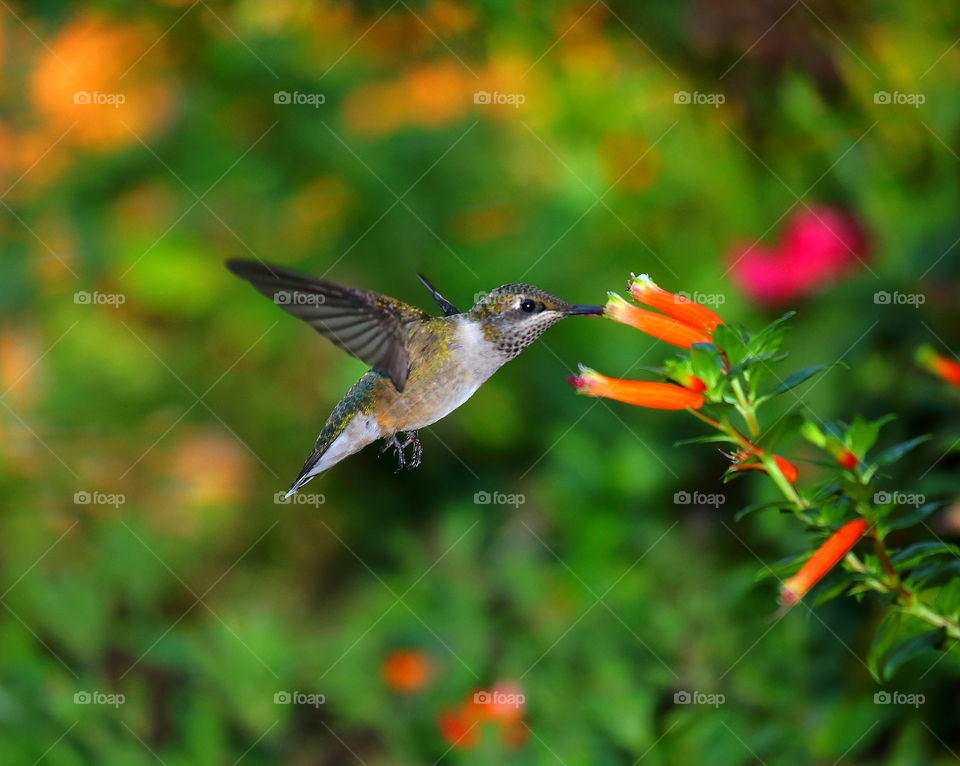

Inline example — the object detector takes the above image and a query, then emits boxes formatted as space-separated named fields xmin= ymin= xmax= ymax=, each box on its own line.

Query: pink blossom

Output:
xmin=728 ymin=206 xmax=868 ymax=305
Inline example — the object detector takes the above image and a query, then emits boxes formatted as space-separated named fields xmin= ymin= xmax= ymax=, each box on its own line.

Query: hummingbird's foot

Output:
xmin=401 ymin=431 xmax=422 ymax=470
xmin=379 ymin=431 xmax=422 ymax=472
xmin=380 ymin=433 xmax=406 ymax=472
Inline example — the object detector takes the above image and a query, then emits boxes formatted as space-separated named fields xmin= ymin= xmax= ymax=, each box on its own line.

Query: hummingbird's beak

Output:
xmin=565 ymin=303 xmax=605 ymax=317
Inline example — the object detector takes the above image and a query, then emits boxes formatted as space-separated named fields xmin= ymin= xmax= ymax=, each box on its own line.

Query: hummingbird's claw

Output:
xmin=402 ymin=431 xmax=422 ymax=470
xmin=380 ymin=431 xmax=422 ymax=472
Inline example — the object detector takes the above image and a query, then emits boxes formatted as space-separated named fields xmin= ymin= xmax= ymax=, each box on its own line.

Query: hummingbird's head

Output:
xmin=468 ymin=284 xmax=603 ymax=359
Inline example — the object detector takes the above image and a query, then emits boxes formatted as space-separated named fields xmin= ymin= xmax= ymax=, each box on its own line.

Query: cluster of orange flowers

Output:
xmin=569 ymin=274 xmax=798 ymax=481
xmin=381 ymin=649 xmax=527 ymax=750
xmin=569 ymin=274 xmax=874 ymax=606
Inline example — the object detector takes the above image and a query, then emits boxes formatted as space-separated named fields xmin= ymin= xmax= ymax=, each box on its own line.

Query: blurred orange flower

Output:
xmin=917 ymin=346 xmax=960 ymax=388
xmin=439 ymin=682 xmax=527 ymax=749
xmin=30 ymin=14 xmax=175 ymax=150
xmin=382 ymin=649 xmax=431 ymax=692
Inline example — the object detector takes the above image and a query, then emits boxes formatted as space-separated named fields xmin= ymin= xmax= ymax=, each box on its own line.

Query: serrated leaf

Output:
xmin=890 ymin=541 xmax=960 ymax=570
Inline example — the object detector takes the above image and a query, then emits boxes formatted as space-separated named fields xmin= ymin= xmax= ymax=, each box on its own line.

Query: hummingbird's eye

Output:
xmin=520 ymin=299 xmax=537 ymax=313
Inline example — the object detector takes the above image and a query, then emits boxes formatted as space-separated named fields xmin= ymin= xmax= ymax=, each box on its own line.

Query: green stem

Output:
xmin=731 ymin=378 xmax=760 ymax=436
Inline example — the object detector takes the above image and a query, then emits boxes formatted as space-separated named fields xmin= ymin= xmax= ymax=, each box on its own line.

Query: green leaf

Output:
xmin=725 ymin=352 xmax=787 ymax=378
xmin=755 ymin=411 xmax=804 ymax=452
xmin=881 ymin=502 xmax=941 ymax=533
xmin=881 ymin=628 xmax=945 ymax=680
xmin=734 ymin=500 xmax=794 ymax=522
xmin=673 ymin=434 xmax=735 ymax=447
xmin=908 ymin=559 xmax=960 ymax=588
xmin=811 ymin=578 xmax=852 ymax=606
xmin=890 ymin=542 xmax=960 ymax=570
xmin=755 ymin=550 xmax=809 ymax=582
xmin=871 ymin=435 xmax=931 ymax=467
xmin=846 ymin=414 xmax=894 ymax=457
xmin=689 ymin=343 xmax=723 ymax=388
xmin=711 ymin=324 xmax=749 ymax=366
xmin=867 ymin=611 xmax=902 ymax=682
xmin=764 ymin=364 xmax=829 ymax=398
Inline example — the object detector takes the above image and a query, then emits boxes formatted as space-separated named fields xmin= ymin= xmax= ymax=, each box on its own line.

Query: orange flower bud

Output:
xmin=627 ymin=273 xmax=724 ymax=333
xmin=780 ymin=519 xmax=869 ymax=605
xmin=729 ymin=453 xmax=798 ymax=483
xmin=382 ymin=649 xmax=431 ymax=691
xmin=604 ymin=293 xmax=713 ymax=349
xmin=834 ymin=448 xmax=858 ymax=470
xmin=569 ymin=366 xmax=704 ymax=410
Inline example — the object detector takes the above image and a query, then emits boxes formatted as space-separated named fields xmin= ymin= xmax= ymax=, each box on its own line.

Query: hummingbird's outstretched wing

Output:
xmin=226 ymin=260 xmax=429 ymax=392
xmin=416 ymin=272 xmax=460 ymax=316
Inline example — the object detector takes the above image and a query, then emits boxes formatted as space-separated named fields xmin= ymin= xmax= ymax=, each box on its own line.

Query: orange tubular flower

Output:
xmin=917 ymin=346 xmax=960 ymax=388
xmin=729 ymin=453 xmax=799 ymax=483
xmin=569 ymin=366 xmax=704 ymax=410
xmin=604 ymin=293 xmax=712 ymax=349
xmin=628 ymin=273 xmax=724 ymax=333
xmin=780 ymin=519 xmax=869 ymax=605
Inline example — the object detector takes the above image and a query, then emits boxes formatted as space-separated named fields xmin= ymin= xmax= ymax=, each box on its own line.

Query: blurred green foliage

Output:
xmin=3 ymin=0 xmax=960 ymax=763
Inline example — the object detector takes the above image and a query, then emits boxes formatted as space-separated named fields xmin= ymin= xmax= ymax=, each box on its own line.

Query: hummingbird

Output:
xmin=226 ymin=260 xmax=603 ymax=496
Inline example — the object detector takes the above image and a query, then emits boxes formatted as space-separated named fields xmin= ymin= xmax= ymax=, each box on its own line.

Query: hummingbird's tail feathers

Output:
xmin=225 ymin=259 xmax=429 ymax=392
xmin=284 ymin=383 xmax=384 ymax=495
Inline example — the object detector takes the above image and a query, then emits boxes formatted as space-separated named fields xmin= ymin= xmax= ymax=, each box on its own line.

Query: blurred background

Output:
xmin=3 ymin=0 xmax=960 ymax=762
